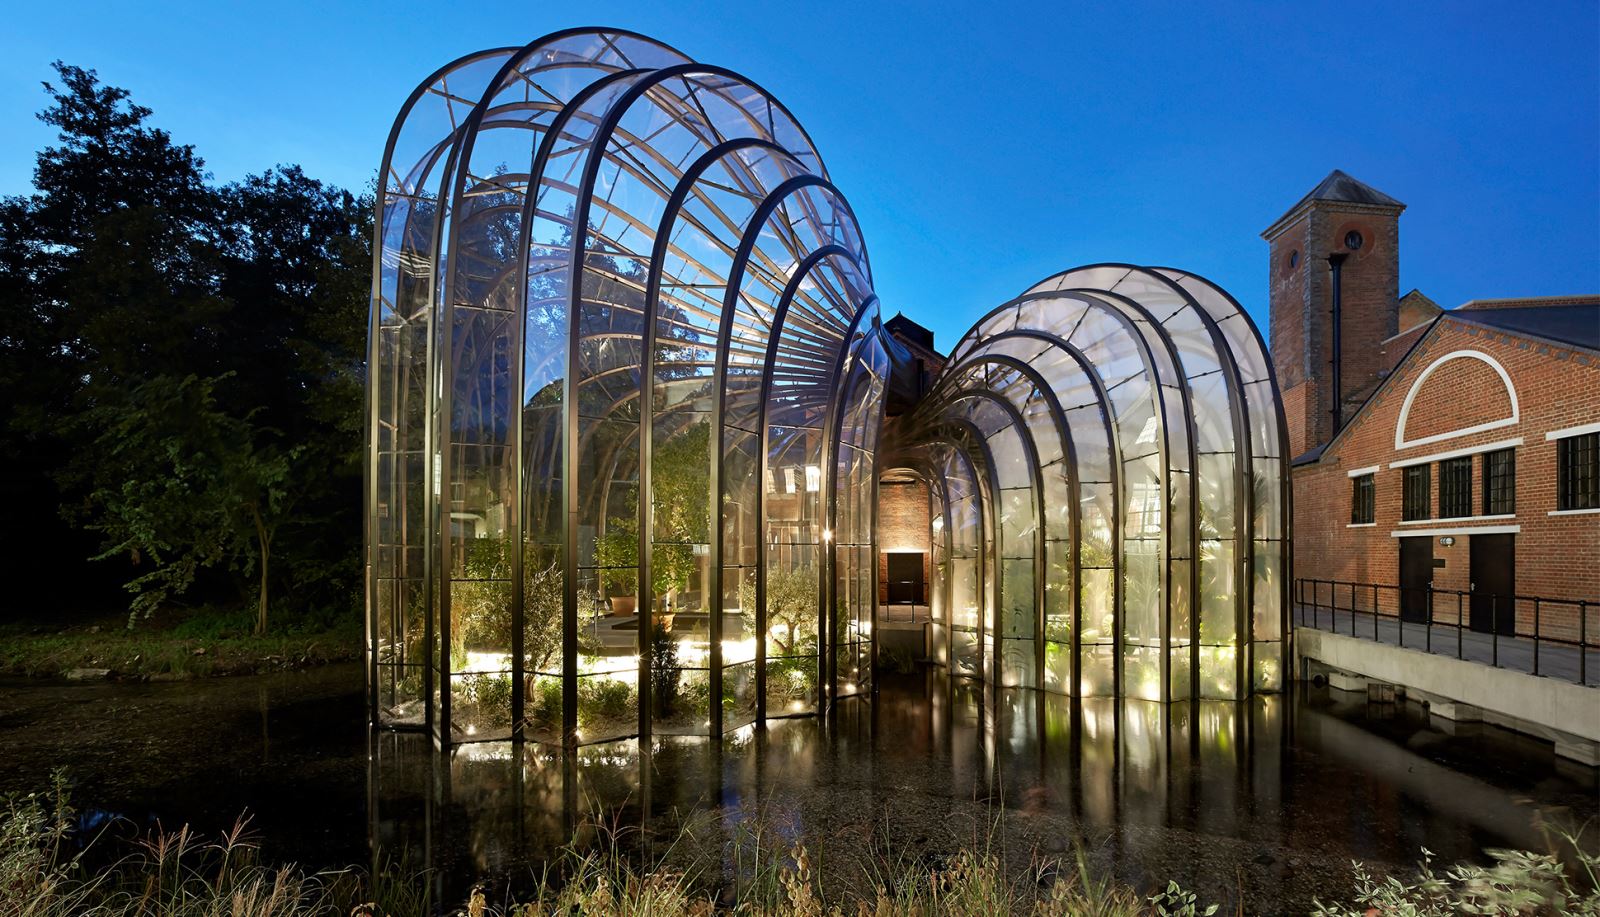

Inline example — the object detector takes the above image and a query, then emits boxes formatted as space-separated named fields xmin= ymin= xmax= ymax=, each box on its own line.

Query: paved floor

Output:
xmin=1293 ymin=605 xmax=1600 ymax=687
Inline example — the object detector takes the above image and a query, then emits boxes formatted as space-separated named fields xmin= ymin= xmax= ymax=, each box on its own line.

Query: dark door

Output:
xmin=1469 ymin=534 xmax=1516 ymax=635
xmin=1399 ymin=537 xmax=1433 ymax=623
xmin=886 ymin=552 xmax=925 ymax=604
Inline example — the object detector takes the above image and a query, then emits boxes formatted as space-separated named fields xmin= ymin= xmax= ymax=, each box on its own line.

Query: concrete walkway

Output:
xmin=1293 ymin=605 xmax=1600 ymax=688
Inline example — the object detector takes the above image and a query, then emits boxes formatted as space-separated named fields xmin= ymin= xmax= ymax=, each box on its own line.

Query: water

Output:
xmin=1 ymin=663 xmax=1594 ymax=912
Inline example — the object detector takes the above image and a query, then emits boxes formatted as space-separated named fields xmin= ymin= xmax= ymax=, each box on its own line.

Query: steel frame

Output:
xmin=365 ymin=29 xmax=1292 ymax=747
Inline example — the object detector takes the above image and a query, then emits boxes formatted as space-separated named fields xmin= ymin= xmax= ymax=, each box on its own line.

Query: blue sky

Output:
xmin=2 ymin=0 xmax=1595 ymax=349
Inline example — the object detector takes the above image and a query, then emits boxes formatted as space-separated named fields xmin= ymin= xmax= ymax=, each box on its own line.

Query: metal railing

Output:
xmin=1294 ymin=578 xmax=1598 ymax=687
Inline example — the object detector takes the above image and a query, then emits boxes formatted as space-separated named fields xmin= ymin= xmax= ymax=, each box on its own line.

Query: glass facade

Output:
xmin=366 ymin=31 xmax=1291 ymax=745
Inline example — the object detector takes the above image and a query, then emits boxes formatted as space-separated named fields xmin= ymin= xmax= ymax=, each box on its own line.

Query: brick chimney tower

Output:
xmin=1263 ymin=170 xmax=1405 ymax=458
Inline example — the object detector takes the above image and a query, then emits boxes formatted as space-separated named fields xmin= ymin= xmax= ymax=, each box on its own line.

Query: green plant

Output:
xmin=1312 ymin=844 xmax=1600 ymax=917
xmin=451 ymin=542 xmax=562 ymax=674
xmin=461 ymin=673 xmax=513 ymax=728
xmin=531 ymin=676 xmax=563 ymax=732
xmin=650 ymin=621 xmax=679 ymax=717
xmin=736 ymin=566 xmax=818 ymax=655
xmin=579 ymin=677 xmax=634 ymax=724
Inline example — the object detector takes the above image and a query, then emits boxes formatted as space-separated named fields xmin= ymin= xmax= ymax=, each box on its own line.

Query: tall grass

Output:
xmin=6 ymin=772 xmax=1596 ymax=915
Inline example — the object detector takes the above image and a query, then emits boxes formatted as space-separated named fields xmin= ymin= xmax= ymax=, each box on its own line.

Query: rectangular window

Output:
xmin=1350 ymin=473 xmax=1374 ymax=524
xmin=1482 ymin=448 xmax=1515 ymax=515
xmin=1439 ymin=457 xmax=1471 ymax=518
xmin=1402 ymin=465 xmax=1430 ymax=521
xmin=1558 ymin=432 xmax=1600 ymax=511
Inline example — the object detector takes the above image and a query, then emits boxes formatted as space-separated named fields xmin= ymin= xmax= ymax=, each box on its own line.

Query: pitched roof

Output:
xmin=1262 ymin=170 xmax=1405 ymax=239
xmin=1446 ymin=304 xmax=1600 ymax=352
xmin=1294 ymin=301 xmax=1598 ymax=466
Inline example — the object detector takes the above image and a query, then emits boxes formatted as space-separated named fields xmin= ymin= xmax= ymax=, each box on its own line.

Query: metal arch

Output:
xmin=505 ymin=63 xmax=657 ymax=747
xmin=935 ymin=288 xmax=1177 ymax=697
xmin=974 ymin=327 xmax=1125 ymax=694
xmin=1050 ymin=285 xmax=1197 ymax=704
xmin=434 ymin=33 xmax=685 ymax=743
xmin=368 ymin=46 xmax=522 ymax=739
xmin=753 ymin=245 xmax=869 ymax=720
xmin=707 ymin=174 xmax=865 ymax=732
xmin=819 ymin=297 xmax=884 ymax=705
xmin=563 ymin=73 xmax=862 ymax=739
xmin=930 ymin=350 xmax=1083 ymax=696
xmin=1051 ymin=263 xmax=1251 ymax=699
xmin=917 ymin=421 xmax=1005 ymax=687
xmin=919 ymin=387 xmax=1048 ymax=693
xmin=1124 ymin=264 xmax=1258 ymax=697
xmin=635 ymin=136 xmax=806 ymax=739
xmin=1149 ymin=265 xmax=1294 ymax=689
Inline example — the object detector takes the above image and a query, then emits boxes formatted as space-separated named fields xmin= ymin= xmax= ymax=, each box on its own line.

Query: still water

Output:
xmin=1 ymin=663 xmax=1594 ymax=912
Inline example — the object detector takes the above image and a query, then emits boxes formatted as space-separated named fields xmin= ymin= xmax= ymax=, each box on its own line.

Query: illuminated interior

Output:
xmin=365 ymin=28 xmax=1289 ymax=745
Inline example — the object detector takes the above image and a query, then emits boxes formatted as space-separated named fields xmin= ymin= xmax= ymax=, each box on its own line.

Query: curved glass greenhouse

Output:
xmin=365 ymin=29 xmax=1289 ymax=746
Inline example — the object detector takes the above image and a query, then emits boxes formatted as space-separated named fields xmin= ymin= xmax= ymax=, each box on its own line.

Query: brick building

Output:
xmin=1268 ymin=170 xmax=1600 ymax=639
xmin=877 ymin=314 xmax=945 ymax=607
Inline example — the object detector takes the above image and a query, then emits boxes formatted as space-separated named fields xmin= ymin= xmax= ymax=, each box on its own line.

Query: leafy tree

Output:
xmin=65 ymin=375 xmax=292 ymax=633
xmin=0 ymin=64 xmax=371 ymax=630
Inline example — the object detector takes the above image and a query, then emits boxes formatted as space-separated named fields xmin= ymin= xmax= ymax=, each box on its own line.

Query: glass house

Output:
xmin=364 ymin=29 xmax=1290 ymax=746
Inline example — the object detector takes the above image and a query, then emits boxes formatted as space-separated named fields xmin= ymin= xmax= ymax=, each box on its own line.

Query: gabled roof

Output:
xmin=1262 ymin=169 xmax=1406 ymax=240
xmin=1292 ymin=302 xmax=1599 ymax=466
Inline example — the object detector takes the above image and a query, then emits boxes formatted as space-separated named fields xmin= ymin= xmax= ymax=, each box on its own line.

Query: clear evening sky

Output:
xmin=2 ymin=0 xmax=1595 ymax=350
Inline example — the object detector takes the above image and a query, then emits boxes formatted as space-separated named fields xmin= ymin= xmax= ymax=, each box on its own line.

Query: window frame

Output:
xmin=1482 ymin=447 xmax=1515 ymax=515
xmin=1438 ymin=456 xmax=1472 ymax=519
xmin=1402 ymin=464 xmax=1431 ymax=521
xmin=1558 ymin=432 xmax=1599 ymax=511
xmin=1350 ymin=473 xmax=1375 ymax=525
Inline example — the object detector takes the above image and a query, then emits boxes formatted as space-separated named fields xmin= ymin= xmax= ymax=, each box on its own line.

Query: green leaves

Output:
xmin=66 ymin=374 xmax=291 ymax=629
xmin=2 ymin=62 xmax=371 ymax=629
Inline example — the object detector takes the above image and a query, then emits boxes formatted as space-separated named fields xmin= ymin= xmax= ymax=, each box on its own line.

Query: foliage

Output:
xmin=1312 ymin=844 xmax=1600 ymax=916
xmin=579 ymin=677 xmax=634 ymax=725
xmin=590 ymin=419 xmax=708 ymax=605
xmin=0 ymin=612 xmax=360 ymax=678
xmin=737 ymin=566 xmax=819 ymax=656
xmin=16 ymin=771 xmax=1600 ymax=917
xmin=63 ymin=374 xmax=293 ymax=633
xmin=0 ymin=63 xmax=369 ymax=631
xmin=452 ymin=539 xmax=563 ymax=673
xmin=651 ymin=621 xmax=680 ymax=717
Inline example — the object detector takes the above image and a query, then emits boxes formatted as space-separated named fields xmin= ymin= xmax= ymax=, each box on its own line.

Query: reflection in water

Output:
xmin=368 ymin=673 xmax=1595 ymax=911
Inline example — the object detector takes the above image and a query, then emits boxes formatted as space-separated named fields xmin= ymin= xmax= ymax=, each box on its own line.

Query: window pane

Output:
xmin=1439 ymin=457 xmax=1471 ymax=519
xmin=1350 ymin=474 xmax=1374 ymax=525
xmin=1559 ymin=434 xmax=1599 ymax=511
xmin=1403 ymin=466 xmax=1430 ymax=521
xmin=1483 ymin=448 xmax=1515 ymax=515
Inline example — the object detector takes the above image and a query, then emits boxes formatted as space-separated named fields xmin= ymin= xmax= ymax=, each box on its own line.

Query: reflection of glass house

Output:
xmin=365 ymin=29 xmax=1289 ymax=746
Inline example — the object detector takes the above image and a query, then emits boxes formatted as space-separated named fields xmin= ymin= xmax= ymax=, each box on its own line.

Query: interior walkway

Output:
xmin=1293 ymin=605 xmax=1599 ymax=688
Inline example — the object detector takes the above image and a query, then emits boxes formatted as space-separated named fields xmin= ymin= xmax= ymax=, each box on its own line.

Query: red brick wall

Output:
xmin=1400 ymin=356 xmax=1514 ymax=443
xmin=1269 ymin=202 xmax=1401 ymax=456
xmin=877 ymin=479 xmax=930 ymax=604
xmin=1292 ymin=319 xmax=1600 ymax=640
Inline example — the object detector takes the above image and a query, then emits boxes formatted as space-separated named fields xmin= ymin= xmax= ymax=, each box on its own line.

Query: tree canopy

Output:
xmin=0 ymin=63 xmax=370 ymax=631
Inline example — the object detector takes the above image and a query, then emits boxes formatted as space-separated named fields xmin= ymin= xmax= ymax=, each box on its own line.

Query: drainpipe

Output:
xmin=1327 ymin=252 xmax=1348 ymax=434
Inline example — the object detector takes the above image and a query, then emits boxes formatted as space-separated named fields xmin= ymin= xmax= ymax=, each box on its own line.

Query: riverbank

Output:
xmin=7 ymin=775 xmax=1597 ymax=917
xmin=0 ymin=609 xmax=360 ymax=680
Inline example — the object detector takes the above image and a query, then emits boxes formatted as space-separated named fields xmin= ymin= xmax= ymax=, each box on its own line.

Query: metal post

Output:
xmin=1533 ymin=598 xmax=1540 ymax=676
xmin=1456 ymin=591 xmax=1464 ymax=660
xmin=1491 ymin=594 xmax=1499 ymax=668
xmin=1581 ymin=601 xmax=1588 ymax=686
xmin=1374 ymin=584 xmax=1379 ymax=642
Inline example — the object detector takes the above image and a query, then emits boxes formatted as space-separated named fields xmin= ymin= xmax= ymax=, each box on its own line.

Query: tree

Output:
xmin=66 ymin=375 xmax=292 ymax=633
xmin=0 ymin=64 xmax=372 ymax=628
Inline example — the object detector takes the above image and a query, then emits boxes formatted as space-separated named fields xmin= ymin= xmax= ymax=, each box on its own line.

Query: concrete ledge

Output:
xmin=1296 ymin=627 xmax=1600 ymax=751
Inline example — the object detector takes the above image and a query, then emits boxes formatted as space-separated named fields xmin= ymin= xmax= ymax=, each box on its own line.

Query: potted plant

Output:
xmin=594 ymin=518 xmax=639 ymax=616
